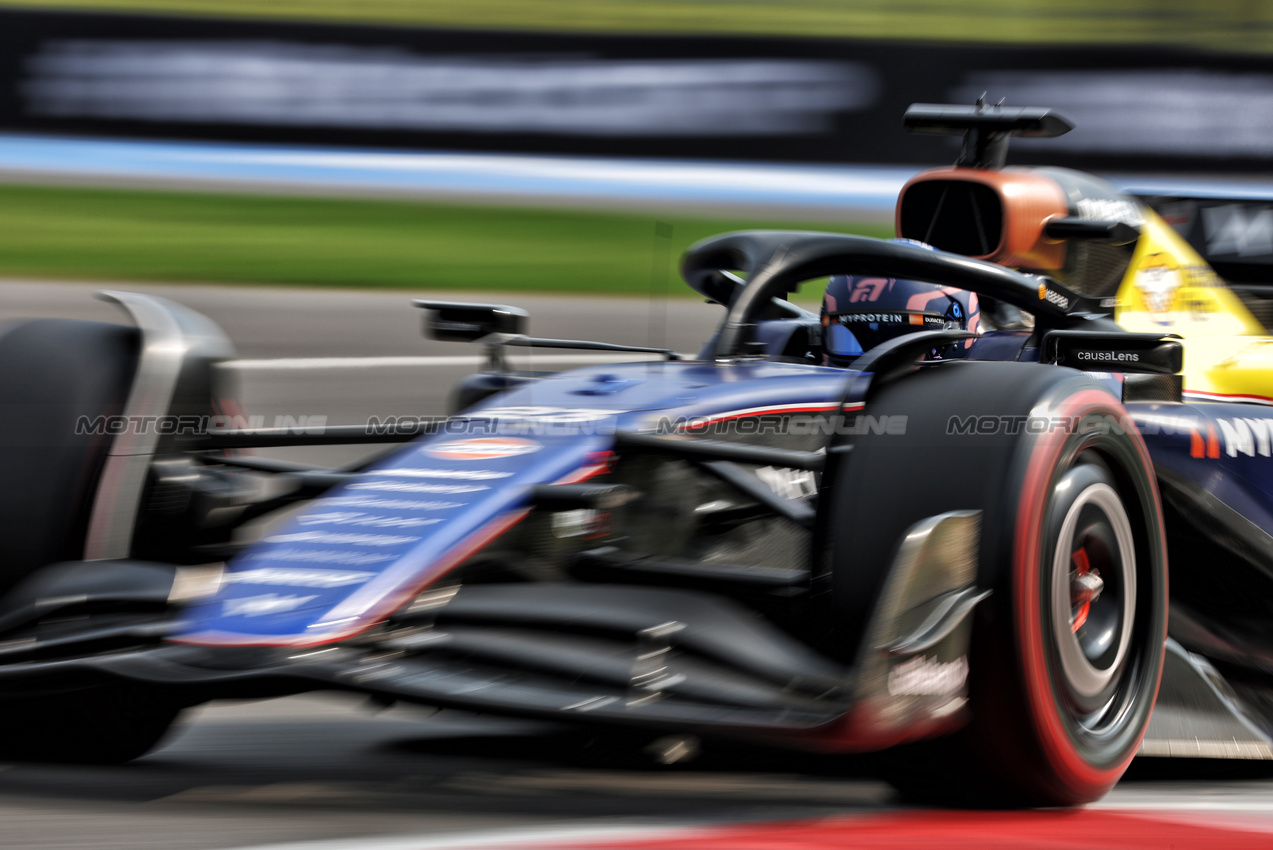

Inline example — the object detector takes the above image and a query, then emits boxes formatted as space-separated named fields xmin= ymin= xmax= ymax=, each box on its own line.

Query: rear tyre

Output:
xmin=974 ymin=394 xmax=1166 ymax=806
xmin=825 ymin=361 xmax=1166 ymax=806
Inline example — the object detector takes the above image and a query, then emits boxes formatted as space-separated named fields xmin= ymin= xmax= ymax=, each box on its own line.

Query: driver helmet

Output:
xmin=821 ymin=242 xmax=979 ymax=367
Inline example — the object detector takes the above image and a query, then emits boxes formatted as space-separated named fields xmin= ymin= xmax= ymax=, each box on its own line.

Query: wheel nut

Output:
xmin=1072 ymin=570 xmax=1104 ymax=606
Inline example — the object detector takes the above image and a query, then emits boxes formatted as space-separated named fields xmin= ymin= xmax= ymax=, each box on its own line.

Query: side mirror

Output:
xmin=414 ymin=301 xmax=528 ymax=342
xmin=1043 ymin=217 xmax=1140 ymax=246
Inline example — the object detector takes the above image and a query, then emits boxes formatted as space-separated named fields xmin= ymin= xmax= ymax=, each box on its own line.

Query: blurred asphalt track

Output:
xmin=6 ymin=134 xmax=1273 ymax=221
xmin=1 ymin=692 xmax=1269 ymax=850
xmin=0 ymin=279 xmax=726 ymax=468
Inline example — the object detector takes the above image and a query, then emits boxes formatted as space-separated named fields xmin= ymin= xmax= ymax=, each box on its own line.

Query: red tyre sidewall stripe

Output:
xmin=1012 ymin=388 xmax=1166 ymax=793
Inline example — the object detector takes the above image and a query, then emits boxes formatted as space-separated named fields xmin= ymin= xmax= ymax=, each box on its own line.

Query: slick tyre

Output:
xmin=825 ymin=361 xmax=1166 ymax=806
xmin=0 ymin=320 xmax=175 ymax=764
xmin=0 ymin=319 xmax=139 ymax=592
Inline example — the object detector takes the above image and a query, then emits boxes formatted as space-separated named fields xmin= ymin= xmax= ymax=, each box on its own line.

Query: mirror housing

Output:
xmin=415 ymin=301 xmax=528 ymax=342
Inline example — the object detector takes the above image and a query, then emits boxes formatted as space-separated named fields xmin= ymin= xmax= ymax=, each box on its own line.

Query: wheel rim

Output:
xmin=1049 ymin=477 xmax=1137 ymax=720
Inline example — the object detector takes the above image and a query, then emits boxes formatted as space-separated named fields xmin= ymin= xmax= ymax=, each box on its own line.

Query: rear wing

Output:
xmin=904 ymin=102 xmax=1073 ymax=169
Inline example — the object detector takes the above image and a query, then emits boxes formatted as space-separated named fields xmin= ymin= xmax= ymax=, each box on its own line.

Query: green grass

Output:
xmin=0 ymin=184 xmax=888 ymax=294
xmin=4 ymin=0 xmax=1273 ymax=50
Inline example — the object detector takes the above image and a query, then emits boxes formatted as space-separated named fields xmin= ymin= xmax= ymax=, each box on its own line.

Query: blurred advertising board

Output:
xmin=4 ymin=8 xmax=1273 ymax=170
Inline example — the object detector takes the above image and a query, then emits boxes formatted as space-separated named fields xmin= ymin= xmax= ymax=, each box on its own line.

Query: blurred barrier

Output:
xmin=24 ymin=43 xmax=872 ymax=137
xmin=4 ymin=8 xmax=1273 ymax=171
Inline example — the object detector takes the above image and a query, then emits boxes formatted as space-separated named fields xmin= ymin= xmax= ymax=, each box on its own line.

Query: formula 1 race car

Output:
xmin=1 ymin=103 xmax=1271 ymax=808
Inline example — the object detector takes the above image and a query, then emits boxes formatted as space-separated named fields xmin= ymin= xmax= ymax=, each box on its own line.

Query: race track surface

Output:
xmin=3 ymin=280 xmax=1272 ymax=849
xmin=1 ymin=695 xmax=1270 ymax=850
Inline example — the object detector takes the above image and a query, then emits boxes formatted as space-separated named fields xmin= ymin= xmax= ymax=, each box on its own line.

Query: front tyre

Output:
xmin=0 ymin=319 xmax=181 ymax=764
xmin=829 ymin=363 xmax=1166 ymax=806
xmin=986 ymin=394 xmax=1166 ymax=805
xmin=0 ymin=684 xmax=180 ymax=764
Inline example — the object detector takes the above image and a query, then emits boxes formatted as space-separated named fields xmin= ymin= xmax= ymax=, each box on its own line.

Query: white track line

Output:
xmin=1096 ymin=799 xmax=1273 ymax=813
xmin=226 ymin=353 xmax=665 ymax=370
xmin=211 ymin=821 xmax=703 ymax=850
